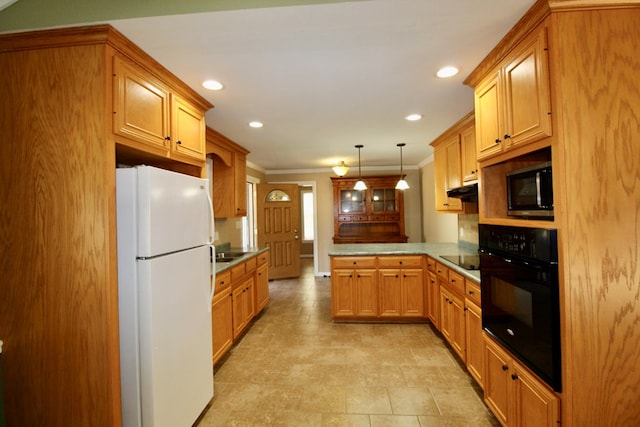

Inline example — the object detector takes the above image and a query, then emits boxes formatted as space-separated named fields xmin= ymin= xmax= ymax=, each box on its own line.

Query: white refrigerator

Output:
xmin=116 ymin=166 xmax=214 ymax=427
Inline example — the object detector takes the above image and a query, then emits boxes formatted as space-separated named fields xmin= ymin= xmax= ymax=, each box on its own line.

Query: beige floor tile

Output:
xmin=370 ymin=414 xmax=422 ymax=427
xmin=322 ymin=413 xmax=371 ymax=426
xmin=345 ymin=386 xmax=393 ymax=414
xmin=300 ymin=384 xmax=347 ymax=413
xmin=429 ymin=386 xmax=490 ymax=418
xmin=387 ymin=386 xmax=440 ymax=416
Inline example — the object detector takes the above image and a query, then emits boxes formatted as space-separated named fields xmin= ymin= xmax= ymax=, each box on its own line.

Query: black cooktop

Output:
xmin=440 ymin=255 xmax=480 ymax=271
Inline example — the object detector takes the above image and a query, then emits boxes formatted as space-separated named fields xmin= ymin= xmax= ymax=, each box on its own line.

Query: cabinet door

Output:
xmin=379 ymin=269 xmax=402 ymax=317
xmin=332 ymin=269 xmax=356 ymax=317
xmin=449 ymin=291 xmax=466 ymax=361
xmin=433 ymin=146 xmax=450 ymax=211
xmin=503 ymin=27 xmax=552 ymax=149
xmin=465 ymin=299 xmax=484 ymax=387
xmin=402 ymin=268 xmax=425 ymax=317
xmin=211 ymin=290 xmax=233 ymax=364
xmin=232 ymin=285 xmax=246 ymax=338
xmin=440 ymin=286 xmax=452 ymax=341
xmin=355 ymin=269 xmax=378 ymax=317
xmin=113 ymin=56 xmax=170 ymax=154
xmin=512 ymin=362 xmax=560 ymax=427
xmin=427 ymin=271 xmax=440 ymax=329
xmin=171 ymin=94 xmax=206 ymax=162
xmin=475 ymin=70 xmax=503 ymax=161
xmin=484 ymin=336 xmax=511 ymax=426
xmin=243 ymin=278 xmax=255 ymax=323
xmin=461 ymin=123 xmax=478 ymax=182
xmin=255 ymin=261 xmax=269 ymax=312
xmin=234 ymin=152 xmax=248 ymax=216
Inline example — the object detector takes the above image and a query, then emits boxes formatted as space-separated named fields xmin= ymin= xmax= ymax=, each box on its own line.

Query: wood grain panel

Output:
xmin=0 ymin=44 xmax=120 ymax=425
xmin=550 ymin=8 xmax=640 ymax=426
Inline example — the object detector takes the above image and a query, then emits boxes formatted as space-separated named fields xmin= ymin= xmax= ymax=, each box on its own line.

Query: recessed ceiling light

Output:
xmin=436 ymin=66 xmax=459 ymax=78
xmin=202 ymin=80 xmax=223 ymax=90
xmin=249 ymin=121 xmax=263 ymax=128
xmin=405 ymin=114 xmax=422 ymax=122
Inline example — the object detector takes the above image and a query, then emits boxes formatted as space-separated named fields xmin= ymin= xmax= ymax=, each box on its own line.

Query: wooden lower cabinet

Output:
xmin=332 ymin=268 xmax=378 ymax=318
xmin=255 ymin=259 xmax=270 ymax=312
xmin=212 ymin=252 xmax=269 ymax=365
xmin=232 ymin=276 xmax=255 ymax=338
xmin=379 ymin=267 xmax=425 ymax=318
xmin=440 ymin=286 xmax=466 ymax=362
xmin=465 ymin=297 xmax=483 ymax=387
xmin=484 ymin=335 xmax=560 ymax=427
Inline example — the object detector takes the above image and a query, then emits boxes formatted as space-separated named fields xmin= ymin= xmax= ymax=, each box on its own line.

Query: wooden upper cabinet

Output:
xmin=430 ymin=112 xmax=477 ymax=214
xmin=206 ymin=127 xmax=249 ymax=218
xmin=113 ymin=55 xmax=209 ymax=166
xmin=171 ymin=94 xmax=206 ymax=163
xmin=461 ymin=122 xmax=478 ymax=182
xmin=474 ymin=25 xmax=552 ymax=161
xmin=113 ymin=55 xmax=171 ymax=156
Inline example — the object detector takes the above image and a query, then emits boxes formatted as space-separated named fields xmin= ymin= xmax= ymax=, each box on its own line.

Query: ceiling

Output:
xmin=5 ymin=0 xmax=537 ymax=173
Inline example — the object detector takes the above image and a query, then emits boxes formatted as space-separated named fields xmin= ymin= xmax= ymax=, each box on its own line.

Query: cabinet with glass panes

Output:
xmin=331 ymin=176 xmax=408 ymax=243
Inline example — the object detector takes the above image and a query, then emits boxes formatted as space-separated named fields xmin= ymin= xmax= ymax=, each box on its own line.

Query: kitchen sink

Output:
xmin=215 ymin=257 xmax=236 ymax=263
xmin=215 ymin=251 xmax=249 ymax=262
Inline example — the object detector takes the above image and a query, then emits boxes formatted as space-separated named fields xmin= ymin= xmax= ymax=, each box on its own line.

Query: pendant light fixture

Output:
xmin=332 ymin=161 xmax=349 ymax=177
xmin=353 ymin=145 xmax=367 ymax=191
xmin=395 ymin=143 xmax=410 ymax=190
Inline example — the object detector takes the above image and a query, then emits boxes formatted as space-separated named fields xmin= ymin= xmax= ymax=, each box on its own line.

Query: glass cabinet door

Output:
xmin=340 ymin=189 xmax=365 ymax=213
xmin=372 ymin=188 xmax=396 ymax=212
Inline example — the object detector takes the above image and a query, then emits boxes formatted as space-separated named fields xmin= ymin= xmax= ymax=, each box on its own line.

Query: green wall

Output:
xmin=0 ymin=0 xmax=364 ymax=32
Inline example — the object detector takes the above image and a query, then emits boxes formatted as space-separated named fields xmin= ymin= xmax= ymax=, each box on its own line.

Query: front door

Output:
xmin=256 ymin=183 xmax=301 ymax=280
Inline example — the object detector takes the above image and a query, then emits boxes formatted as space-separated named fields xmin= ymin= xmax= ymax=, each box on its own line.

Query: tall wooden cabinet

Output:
xmin=331 ymin=176 xmax=408 ymax=243
xmin=465 ymin=2 xmax=640 ymax=425
xmin=0 ymin=25 xmax=212 ymax=427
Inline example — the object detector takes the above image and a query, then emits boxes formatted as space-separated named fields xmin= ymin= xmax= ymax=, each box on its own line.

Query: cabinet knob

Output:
xmin=176 ymin=140 xmax=182 ymax=145
xmin=502 ymin=365 xmax=509 ymax=371
xmin=511 ymin=374 xmax=519 ymax=380
xmin=164 ymin=136 xmax=171 ymax=141
xmin=468 ymin=290 xmax=474 ymax=295
xmin=494 ymin=138 xmax=501 ymax=144
xmin=504 ymin=134 xmax=511 ymax=139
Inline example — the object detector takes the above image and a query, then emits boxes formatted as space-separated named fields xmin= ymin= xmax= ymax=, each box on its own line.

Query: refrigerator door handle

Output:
xmin=207 ymin=243 xmax=216 ymax=312
xmin=204 ymin=180 xmax=215 ymax=245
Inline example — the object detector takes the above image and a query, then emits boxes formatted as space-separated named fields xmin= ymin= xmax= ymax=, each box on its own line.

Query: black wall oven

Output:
xmin=479 ymin=224 xmax=561 ymax=391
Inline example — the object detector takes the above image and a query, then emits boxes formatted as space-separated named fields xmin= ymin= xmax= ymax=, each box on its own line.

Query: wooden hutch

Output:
xmin=331 ymin=176 xmax=408 ymax=243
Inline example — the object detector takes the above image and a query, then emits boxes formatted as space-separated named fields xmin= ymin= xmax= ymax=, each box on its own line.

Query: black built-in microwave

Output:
xmin=506 ymin=161 xmax=553 ymax=219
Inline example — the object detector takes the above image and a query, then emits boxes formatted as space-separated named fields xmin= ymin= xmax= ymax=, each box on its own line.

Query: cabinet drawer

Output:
xmin=465 ymin=279 xmax=481 ymax=306
xmin=332 ymin=256 xmax=376 ymax=269
xmin=338 ymin=215 xmax=351 ymax=222
xmin=257 ymin=251 xmax=269 ymax=266
xmin=244 ymin=256 xmax=257 ymax=273
xmin=368 ymin=214 xmax=386 ymax=221
xmin=377 ymin=256 xmax=423 ymax=268
xmin=230 ymin=262 xmax=246 ymax=282
xmin=426 ymin=257 xmax=436 ymax=272
xmin=215 ymin=271 xmax=231 ymax=293
xmin=448 ymin=270 xmax=465 ymax=296
xmin=385 ymin=214 xmax=400 ymax=221
xmin=435 ymin=262 xmax=449 ymax=281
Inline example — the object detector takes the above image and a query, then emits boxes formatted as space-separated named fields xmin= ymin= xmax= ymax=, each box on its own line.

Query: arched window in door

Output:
xmin=265 ymin=189 xmax=291 ymax=202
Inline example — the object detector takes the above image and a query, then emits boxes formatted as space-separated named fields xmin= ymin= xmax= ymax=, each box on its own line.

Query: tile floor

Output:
xmin=198 ymin=259 xmax=499 ymax=426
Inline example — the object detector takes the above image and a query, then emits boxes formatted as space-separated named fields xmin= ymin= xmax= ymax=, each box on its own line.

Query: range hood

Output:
xmin=446 ymin=182 xmax=478 ymax=202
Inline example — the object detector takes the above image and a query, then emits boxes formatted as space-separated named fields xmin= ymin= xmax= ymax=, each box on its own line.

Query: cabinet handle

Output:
xmin=502 ymin=365 xmax=509 ymax=371
xmin=504 ymin=134 xmax=511 ymax=139
xmin=451 ymin=278 xmax=456 ymax=283
xmin=511 ymin=374 xmax=519 ymax=380
xmin=468 ymin=290 xmax=474 ymax=295
xmin=494 ymin=138 xmax=501 ymax=144
xmin=164 ymin=136 xmax=171 ymax=141
xmin=176 ymin=140 xmax=182 ymax=145
xmin=399 ymin=261 xmax=403 ymax=265
xmin=395 ymin=274 xmax=399 ymax=278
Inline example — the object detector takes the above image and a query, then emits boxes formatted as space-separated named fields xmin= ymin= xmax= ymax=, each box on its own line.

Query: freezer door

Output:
xmin=118 ymin=166 xmax=211 ymax=258
xmin=137 ymin=245 xmax=213 ymax=427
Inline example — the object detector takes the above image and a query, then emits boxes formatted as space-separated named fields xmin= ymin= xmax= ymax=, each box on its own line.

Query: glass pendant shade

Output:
xmin=353 ymin=144 xmax=367 ymax=191
xmin=395 ymin=143 xmax=409 ymax=190
xmin=332 ymin=161 xmax=349 ymax=177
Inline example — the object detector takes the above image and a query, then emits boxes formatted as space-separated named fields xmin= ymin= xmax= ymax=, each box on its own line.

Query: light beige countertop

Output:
xmin=213 ymin=247 xmax=269 ymax=274
xmin=328 ymin=242 xmax=480 ymax=282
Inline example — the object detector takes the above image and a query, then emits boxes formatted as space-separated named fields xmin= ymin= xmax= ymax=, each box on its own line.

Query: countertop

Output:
xmin=328 ymin=242 xmax=481 ymax=282
xmin=213 ymin=247 xmax=270 ymax=274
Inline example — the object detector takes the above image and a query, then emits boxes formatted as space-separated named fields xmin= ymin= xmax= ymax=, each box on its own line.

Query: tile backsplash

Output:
xmin=458 ymin=213 xmax=479 ymax=245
